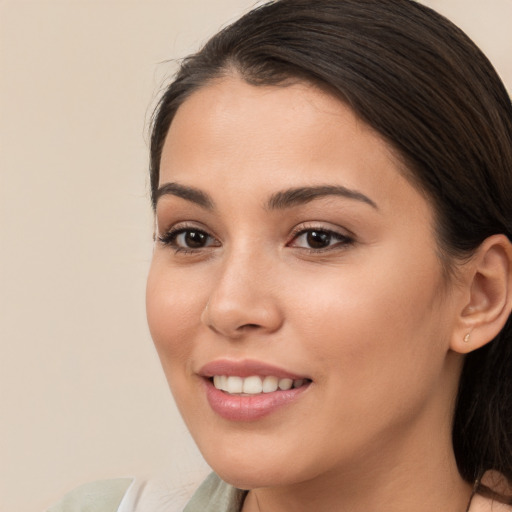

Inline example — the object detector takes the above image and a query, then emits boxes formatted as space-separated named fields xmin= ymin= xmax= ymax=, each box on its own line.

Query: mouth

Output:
xmin=210 ymin=375 xmax=311 ymax=395
xmin=199 ymin=359 xmax=312 ymax=421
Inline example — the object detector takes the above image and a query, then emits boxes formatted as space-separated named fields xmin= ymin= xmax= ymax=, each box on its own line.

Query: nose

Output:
xmin=200 ymin=249 xmax=283 ymax=339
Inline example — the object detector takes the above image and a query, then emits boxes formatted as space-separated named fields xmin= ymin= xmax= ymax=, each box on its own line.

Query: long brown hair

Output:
xmin=149 ymin=0 xmax=512 ymax=499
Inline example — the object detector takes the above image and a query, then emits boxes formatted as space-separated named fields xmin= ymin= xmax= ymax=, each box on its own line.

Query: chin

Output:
xmin=194 ymin=432 xmax=327 ymax=491
xmin=211 ymin=460 xmax=302 ymax=490
xmin=214 ymin=468 xmax=274 ymax=490
xmin=195 ymin=439 xmax=280 ymax=488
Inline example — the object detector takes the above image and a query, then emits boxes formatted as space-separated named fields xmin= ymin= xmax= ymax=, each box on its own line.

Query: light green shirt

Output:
xmin=185 ymin=472 xmax=246 ymax=511
xmin=47 ymin=478 xmax=134 ymax=512
xmin=47 ymin=473 xmax=245 ymax=512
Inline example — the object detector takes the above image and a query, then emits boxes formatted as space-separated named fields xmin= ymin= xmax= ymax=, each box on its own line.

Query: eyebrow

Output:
xmin=155 ymin=182 xmax=378 ymax=211
xmin=266 ymin=185 xmax=378 ymax=210
xmin=156 ymin=182 xmax=214 ymax=209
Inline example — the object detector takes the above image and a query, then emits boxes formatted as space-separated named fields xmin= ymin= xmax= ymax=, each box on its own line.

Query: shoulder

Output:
xmin=471 ymin=494 xmax=512 ymax=512
xmin=184 ymin=473 xmax=246 ymax=512
xmin=47 ymin=478 xmax=135 ymax=512
xmin=46 ymin=476 xmax=205 ymax=512
xmin=471 ymin=472 xmax=512 ymax=512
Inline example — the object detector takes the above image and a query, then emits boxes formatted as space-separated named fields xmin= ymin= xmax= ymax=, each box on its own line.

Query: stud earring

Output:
xmin=463 ymin=333 xmax=471 ymax=343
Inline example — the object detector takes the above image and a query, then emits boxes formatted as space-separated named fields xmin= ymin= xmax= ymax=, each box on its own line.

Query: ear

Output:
xmin=451 ymin=234 xmax=512 ymax=354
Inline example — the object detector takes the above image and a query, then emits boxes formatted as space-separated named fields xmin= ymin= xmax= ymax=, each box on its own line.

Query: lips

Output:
xmin=199 ymin=359 xmax=312 ymax=421
xmin=199 ymin=359 xmax=309 ymax=380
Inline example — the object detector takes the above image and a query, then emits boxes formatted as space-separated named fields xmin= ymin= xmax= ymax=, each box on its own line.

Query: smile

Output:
xmin=212 ymin=375 xmax=308 ymax=395
xmin=199 ymin=359 xmax=312 ymax=421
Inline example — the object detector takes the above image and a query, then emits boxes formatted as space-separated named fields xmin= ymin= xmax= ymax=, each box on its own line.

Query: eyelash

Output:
xmin=157 ymin=224 xmax=354 ymax=254
xmin=287 ymin=226 xmax=355 ymax=252
xmin=158 ymin=225 xmax=218 ymax=254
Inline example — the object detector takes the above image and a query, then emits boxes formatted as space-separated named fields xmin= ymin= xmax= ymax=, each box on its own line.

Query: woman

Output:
xmin=50 ymin=0 xmax=512 ymax=511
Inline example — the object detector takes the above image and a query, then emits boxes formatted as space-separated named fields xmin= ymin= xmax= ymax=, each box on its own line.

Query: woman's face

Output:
xmin=146 ymin=77 xmax=463 ymax=489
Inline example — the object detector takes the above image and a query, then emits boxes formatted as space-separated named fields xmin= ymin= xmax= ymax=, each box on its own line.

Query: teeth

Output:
xmin=278 ymin=378 xmax=293 ymax=390
xmin=243 ymin=376 xmax=263 ymax=394
xmin=212 ymin=375 xmax=307 ymax=394
xmin=226 ymin=376 xmax=243 ymax=394
xmin=262 ymin=376 xmax=278 ymax=393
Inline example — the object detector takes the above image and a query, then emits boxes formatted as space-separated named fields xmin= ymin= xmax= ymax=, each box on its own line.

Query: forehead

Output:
xmin=159 ymin=76 xmax=429 ymax=219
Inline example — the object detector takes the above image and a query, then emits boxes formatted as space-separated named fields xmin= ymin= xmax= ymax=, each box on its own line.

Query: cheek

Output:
xmin=146 ymin=259 xmax=206 ymax=370
xmin=283 ymin=253 xmax=447 ymax=408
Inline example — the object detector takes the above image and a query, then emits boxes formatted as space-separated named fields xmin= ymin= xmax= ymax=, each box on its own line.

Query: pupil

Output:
xmin=307 ymin=230 xmax=330 ymax=248
xmin=185 ymin=231 xmax=206 ymax=248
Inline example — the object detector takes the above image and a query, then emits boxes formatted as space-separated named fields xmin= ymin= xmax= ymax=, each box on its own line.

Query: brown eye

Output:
xmin=289 ymin=228 xmax=354 ymax=251
xmin=158 ymin=227 xmax=218 ymax=251
xmin=182 ymin=230 xmax=208 ymax=248
xmin=306 ymin=230 xmax=331 ymax=249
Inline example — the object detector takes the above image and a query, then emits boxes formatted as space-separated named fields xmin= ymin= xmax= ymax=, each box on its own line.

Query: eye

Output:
xmin=175 ymin=230 xmax=212 ymax=248
xmin=158 ymin=227 xmax=219 ymax=251
xmin=289 ymin=228 xmax=353 ymax=250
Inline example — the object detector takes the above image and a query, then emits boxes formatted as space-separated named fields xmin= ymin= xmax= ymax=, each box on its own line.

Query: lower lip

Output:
xmin=204 ymin=379 xmax=310 ymax=422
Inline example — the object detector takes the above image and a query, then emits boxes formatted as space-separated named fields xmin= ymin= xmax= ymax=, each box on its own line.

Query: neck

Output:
xmin=242 ymin=412 xmax=472 ymax=512
xmin=244 ymin=453 xmax=472 ymax=512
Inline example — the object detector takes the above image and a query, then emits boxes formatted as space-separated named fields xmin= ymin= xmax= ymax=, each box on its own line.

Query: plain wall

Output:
xmin=0 ymin=1 xmax=510 ymax=511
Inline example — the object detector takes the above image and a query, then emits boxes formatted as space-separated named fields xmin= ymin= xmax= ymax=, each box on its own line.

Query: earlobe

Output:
xmin=451 ymin=234 xmax=512 ymax=354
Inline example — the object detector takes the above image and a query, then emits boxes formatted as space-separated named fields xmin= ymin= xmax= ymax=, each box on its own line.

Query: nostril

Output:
xmin=239 ymin=323 xmax=261 ymax=330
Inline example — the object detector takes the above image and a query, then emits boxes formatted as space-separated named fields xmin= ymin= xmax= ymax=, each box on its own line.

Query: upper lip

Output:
xmin=198 ymin=359 xmax=310 ymax=380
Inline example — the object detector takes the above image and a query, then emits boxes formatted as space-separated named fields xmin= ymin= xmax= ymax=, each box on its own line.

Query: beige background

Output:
xmin=0 ymin=1 xmax=510 ymax=511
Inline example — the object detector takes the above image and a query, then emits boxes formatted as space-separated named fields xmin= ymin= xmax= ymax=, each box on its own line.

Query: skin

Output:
xmin=146 ymin=77 xmax=475 ymax=511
